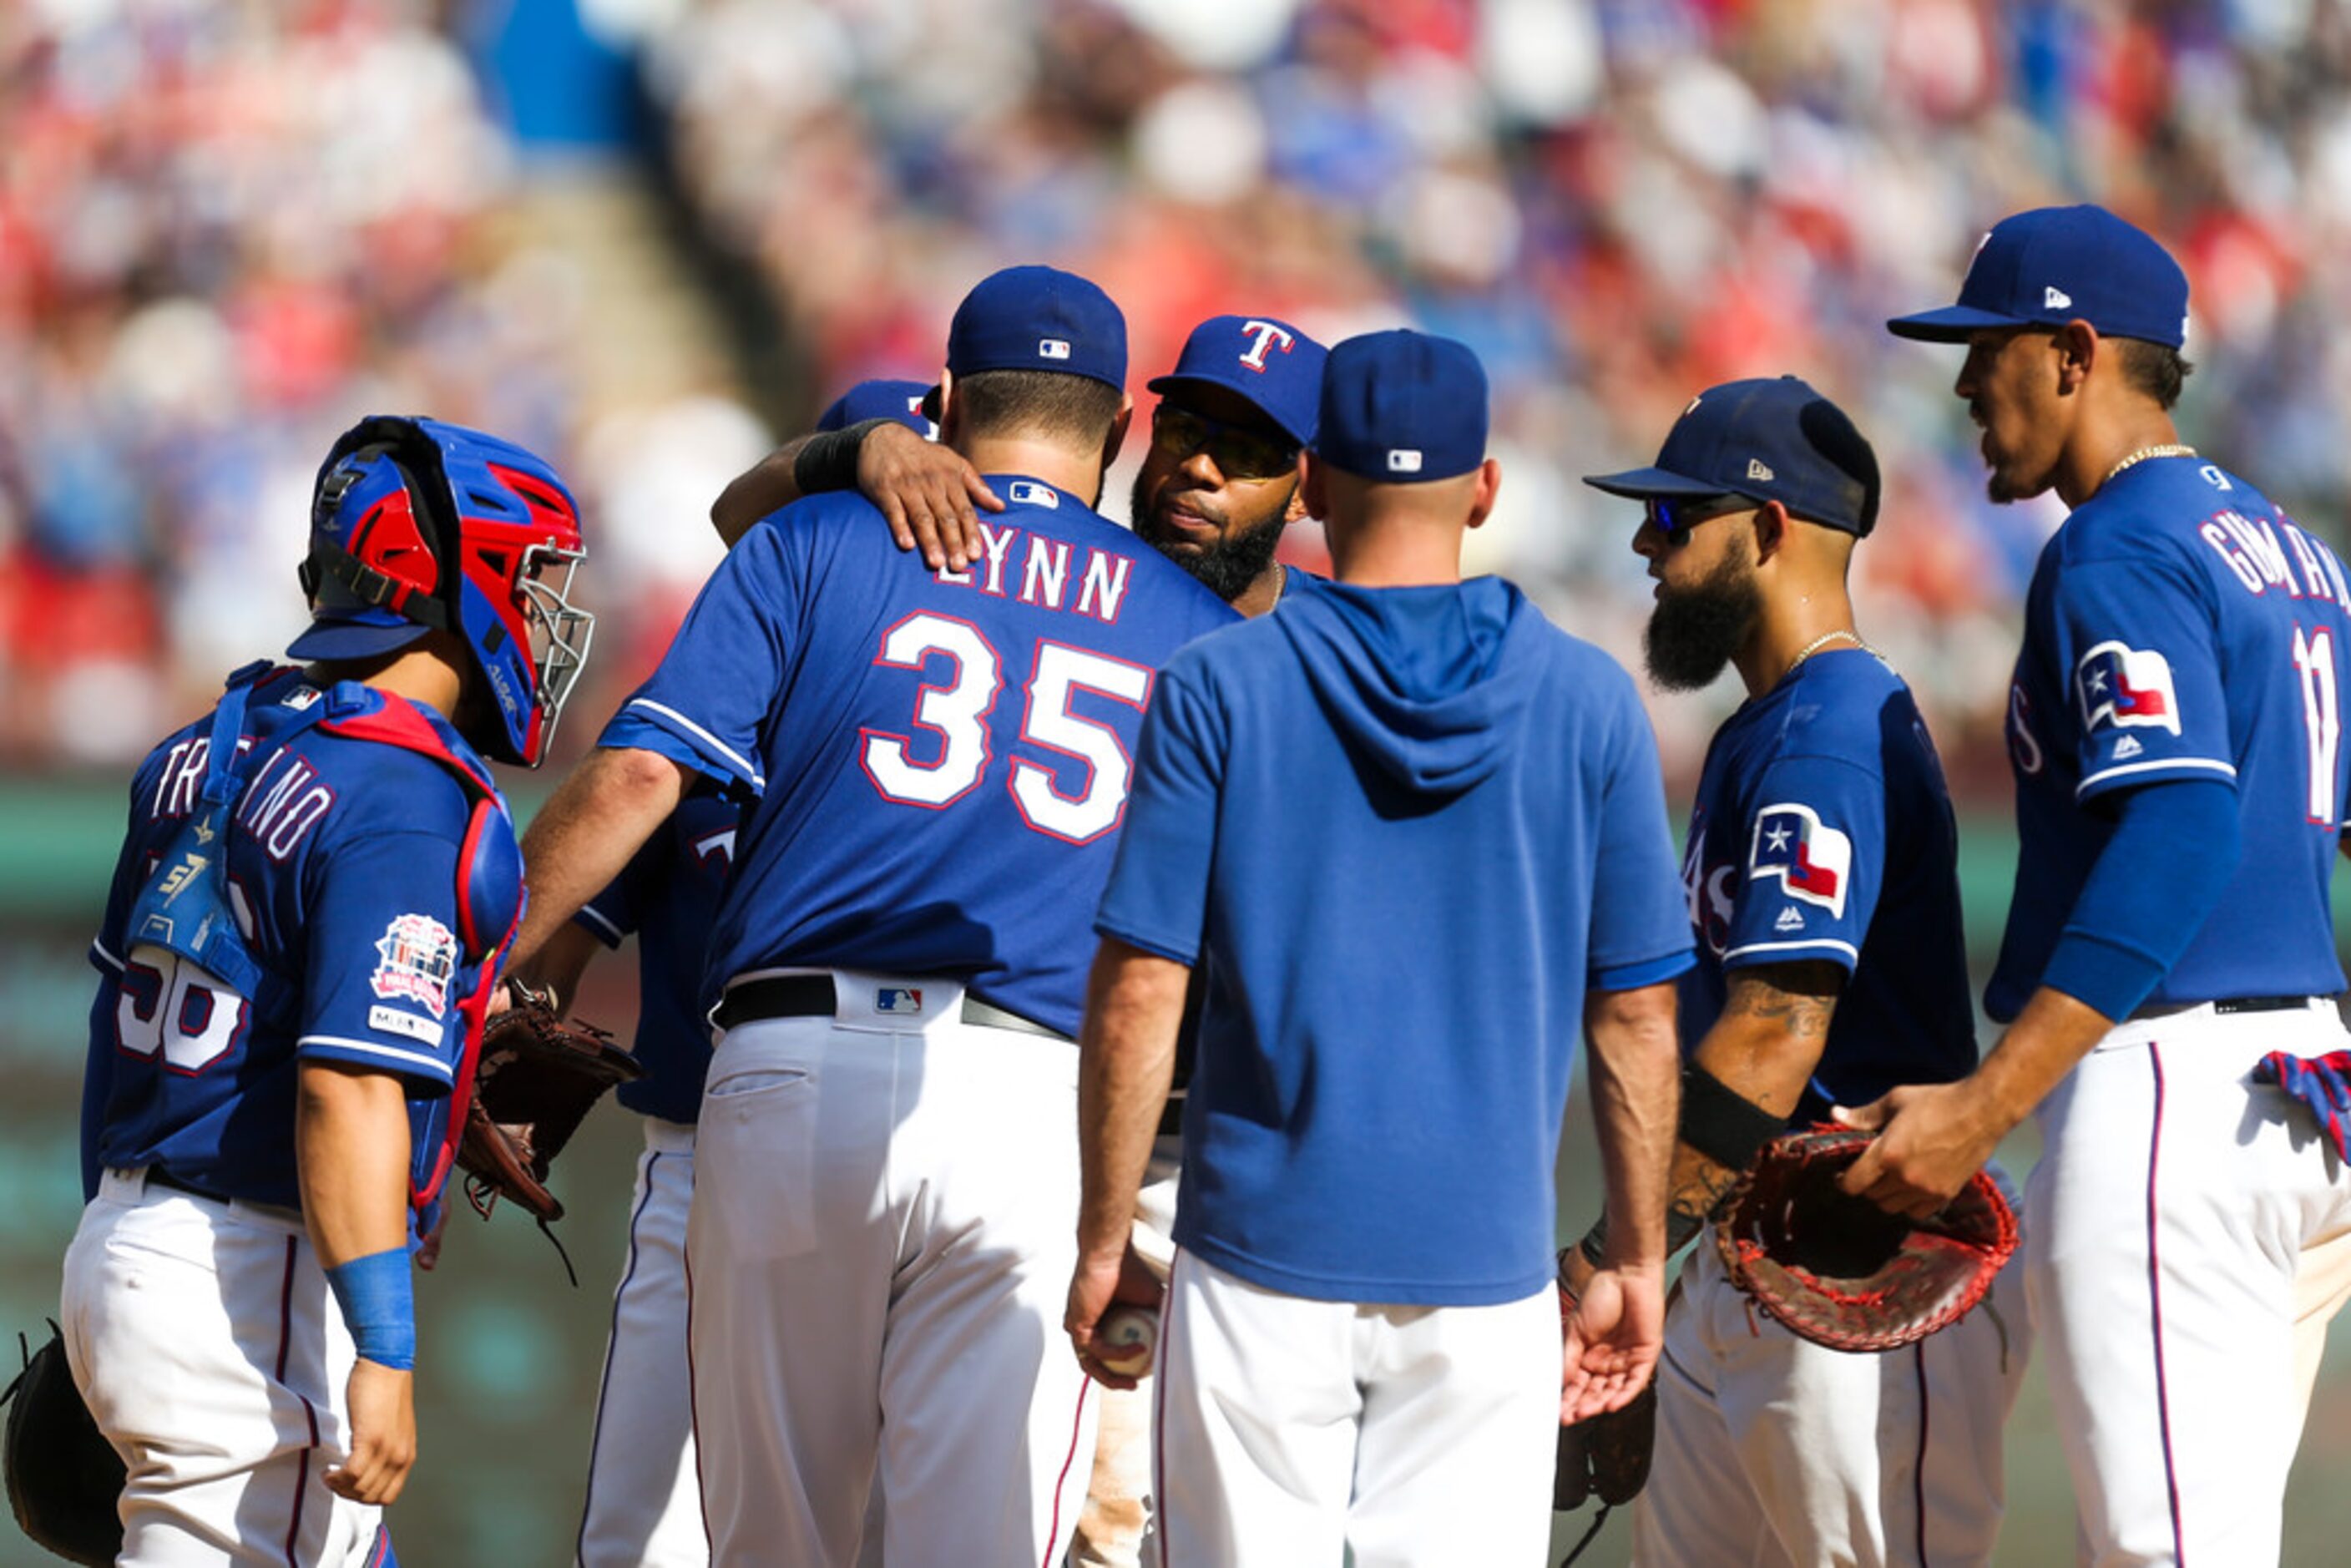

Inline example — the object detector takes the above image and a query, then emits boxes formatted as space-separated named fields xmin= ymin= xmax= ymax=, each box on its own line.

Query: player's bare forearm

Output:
xmin=509 ymin=921 xmax=602 ymax=1014
xmin=298 ymin=1062 xmax=422 ymax=1501
xmin=1582 ymin=980 xmax=1681 ymax=1271
xmin=296 ymin=1062 xmax=412 ymax=1268
xmin=1840 ymin=985 xmax=2112 ymax=1215
xmin=1069 ymin=939 xmax=1186 ymax=1383
xmin=513 ymin=746 xmax=690 ymax=967
xmin=710 ymin=441 xmax=814 ymax=546
xmin=1658 ymin=963 xmax=1843 ymax=1246
xmin=1074 ymin=938 xmax=1189 ymax=1271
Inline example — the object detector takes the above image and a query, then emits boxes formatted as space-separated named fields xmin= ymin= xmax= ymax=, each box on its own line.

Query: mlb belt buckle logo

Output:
xmin=874 ymin=987 xmax=924 ymax=1016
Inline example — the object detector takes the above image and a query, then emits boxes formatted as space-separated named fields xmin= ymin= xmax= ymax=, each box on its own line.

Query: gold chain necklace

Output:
xmin=1787 ymin=630 xmax=1862 ymax=672
xmin=1783 ymin=628 xmax=1870 ymax=682
xmin=2099 ymin=443 xmax=2197 ymax=490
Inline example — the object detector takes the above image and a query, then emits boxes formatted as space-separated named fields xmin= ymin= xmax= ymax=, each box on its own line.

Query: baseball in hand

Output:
xmin=1094 ymin=1304 xmax=1159 ymax=1378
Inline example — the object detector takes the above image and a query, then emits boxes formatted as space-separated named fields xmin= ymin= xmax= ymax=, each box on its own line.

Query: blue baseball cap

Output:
xmin=1887 ymin=205 xmax=2190 ymax=349
xmin=1145 ymin=315 xmax=1327 ymax=446
xmin=1312 ymin=329 xmax=1488 ymax=483
xmin=945 ymin=266 xmax=1126 ymax=392
xmin=817 ymin=378 xmax=936 ymax=435
xmin=1583 ymin=376 xmax=1880 ymax=537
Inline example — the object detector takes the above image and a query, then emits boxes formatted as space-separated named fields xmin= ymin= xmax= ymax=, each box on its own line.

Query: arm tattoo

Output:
xmin=1730 ymin=973 xmax=1833 ymax=1048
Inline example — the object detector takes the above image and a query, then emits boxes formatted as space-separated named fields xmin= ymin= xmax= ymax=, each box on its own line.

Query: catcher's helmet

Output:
xmin=291 ymin=416 xmax=594 ymax=766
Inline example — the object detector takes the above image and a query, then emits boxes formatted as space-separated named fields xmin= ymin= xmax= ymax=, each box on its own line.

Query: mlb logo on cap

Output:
xmin=946 ymin=265 xmax=1126 ymax=391
xmin=1314 ymin=329 xmax=1488 ymax=483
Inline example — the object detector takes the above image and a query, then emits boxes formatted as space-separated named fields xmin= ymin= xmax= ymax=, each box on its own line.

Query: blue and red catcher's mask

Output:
xmin=295 ymin=416 xmax=594 ymax=767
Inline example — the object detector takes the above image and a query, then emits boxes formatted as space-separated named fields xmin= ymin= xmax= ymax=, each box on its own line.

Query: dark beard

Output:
xmin=1131 ymin=474 xmax=1290 ymax=604
xmin=1644 ymin=552 xmax=1760 ymax=691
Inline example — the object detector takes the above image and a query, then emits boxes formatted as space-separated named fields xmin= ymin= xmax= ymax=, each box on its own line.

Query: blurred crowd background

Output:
xmin=13 ymin=0 xmax=2351 ymax=789
xmin=11 ymin=0 xmax=2351 ymax=1561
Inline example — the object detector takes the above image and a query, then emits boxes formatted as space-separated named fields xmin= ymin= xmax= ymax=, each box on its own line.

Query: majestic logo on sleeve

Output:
xmin=372 ymin=913 xmax=458 ymax=1019
xmin=2075 ymin=641 xmax=2182 ymax=735
xmin=1748 ymin=804 xmax=1851 ymax=919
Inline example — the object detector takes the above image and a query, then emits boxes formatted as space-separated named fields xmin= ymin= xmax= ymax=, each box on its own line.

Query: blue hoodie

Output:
xmin=1096 ymin=577 xmax=1692 ymax=1305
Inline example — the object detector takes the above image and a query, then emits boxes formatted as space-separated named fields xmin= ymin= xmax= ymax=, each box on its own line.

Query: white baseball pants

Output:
xmin=686 ymin=974 xmax=1095 ymax=1568
xmin=1630 ymin=1194 xmax=2028 ymax=1567
xmin=577 ymin=1118 xmax=707 ymax=1568
xmin=1153 ymin=1250 xmax=1556 ymax=1567
xmin=60 ymin=1168 xmax=391 ymax=1566
xmin=2025 ymin=999 xmax=2351 ymax=1567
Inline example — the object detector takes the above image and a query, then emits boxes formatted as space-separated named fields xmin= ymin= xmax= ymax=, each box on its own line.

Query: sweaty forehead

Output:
xmin=1158 ymin=380 xmax=1291 ymax=439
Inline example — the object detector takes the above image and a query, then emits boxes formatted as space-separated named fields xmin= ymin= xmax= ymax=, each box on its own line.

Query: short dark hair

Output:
xmin=952 ymin=368 xmax=1124 ymax=447
xmin=2114 ymin=336 xmax=2193 ymax=410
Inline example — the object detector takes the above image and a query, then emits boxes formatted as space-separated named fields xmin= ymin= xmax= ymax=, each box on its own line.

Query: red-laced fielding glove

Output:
xmin=2253 ymin=1050 xmax=2351 ymax=1161
xmin=458 ymin=994 xmax=643 ymax=1223
xmin=1715 ymin=1125 xmax=2018 ymax=1353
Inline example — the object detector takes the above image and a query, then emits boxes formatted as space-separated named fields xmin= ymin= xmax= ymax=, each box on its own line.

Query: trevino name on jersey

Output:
xmin=1994 ymin=456 xmax=2351 ymax=1019
xmin=1677 ymin=649 xmax=1976 ymax=1115
xmin=84 ymin=666 xmax=511 ymax=1209
xmin=601 ymin=477 xmax=1237 ymax=1034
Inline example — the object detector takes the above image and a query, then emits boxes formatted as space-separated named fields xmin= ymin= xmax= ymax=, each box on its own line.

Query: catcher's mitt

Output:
xmin=458 ymin=991 xmax=642 ymax=1227
xmin=1715 ymin=1125 xmax=2017 ymax=1353
xmin=3 ymin=1324 xmax=124 ymax=1567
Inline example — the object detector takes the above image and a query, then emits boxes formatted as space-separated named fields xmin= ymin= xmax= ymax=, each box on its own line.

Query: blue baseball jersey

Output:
xmin=1991 ymin=456 xmax=2351 ymax=1019
xmin=1096 ymin=579 xmax=1695 ymax=1306
xmin=1677 ymin=650 xmax=1975 ymax=1114
xmin=574 ymin=791 xmax=740 ymax=1123
xmin=601 ymin=476 xmax=1237 ymax=1033
xmin=81 ymin=669 xmax=513 ymax=1211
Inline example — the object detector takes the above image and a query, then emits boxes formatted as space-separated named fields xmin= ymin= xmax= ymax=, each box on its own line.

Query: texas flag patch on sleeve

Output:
xmin=2075 ymin=640 xmax=2182 ymax=736
xmin=1748 ymin=804 xmax=1853 ymax=920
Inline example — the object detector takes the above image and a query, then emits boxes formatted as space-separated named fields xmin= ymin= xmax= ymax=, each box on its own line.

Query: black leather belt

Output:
xmin=2214 ymin=995 xmax=2321 ymax=1015
xmin=144 ymin=1167 xmax=233 ymax=1205
xmin=715 ymin=974 xmax=1074 ymax=1044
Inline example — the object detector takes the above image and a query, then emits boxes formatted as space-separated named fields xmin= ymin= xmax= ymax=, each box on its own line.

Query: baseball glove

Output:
xmin=458 ymin=990 xmax=642 ymax=1227
xmin=1714 ymin=1125 xmax=2017 ymax=1353
xmin=1553 ymin=1377 xmax=1656 ymax=1512
xmin=3 ymin=1324 xmax=124 ymax=1567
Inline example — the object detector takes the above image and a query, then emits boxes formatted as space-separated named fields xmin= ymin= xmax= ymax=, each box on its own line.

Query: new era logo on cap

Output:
xmin=1887 ymin=205 xmax=2191 ymax=350
xmin=1039 ymin=339 xmax=1071 ymax=360
xmin=1388 ymin=449 xmax=1423 ymax=473
xmin=1581 ymin=375 xmax=1882 ymax=539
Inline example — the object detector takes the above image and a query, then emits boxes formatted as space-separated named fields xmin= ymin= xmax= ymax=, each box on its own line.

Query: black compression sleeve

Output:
xmin=792 ymin=417 xmax=892 ymax=495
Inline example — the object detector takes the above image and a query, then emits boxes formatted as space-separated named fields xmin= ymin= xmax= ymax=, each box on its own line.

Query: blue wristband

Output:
xmin=325 ymin=1247 xmax=417 ymax=1372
